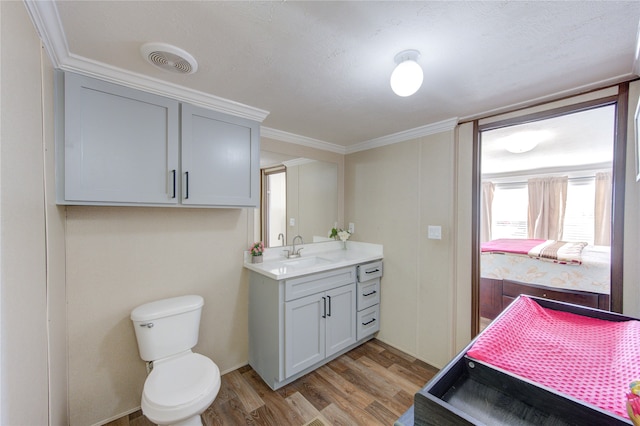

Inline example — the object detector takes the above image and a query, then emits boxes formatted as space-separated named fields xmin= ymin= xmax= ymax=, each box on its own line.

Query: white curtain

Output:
xmin=527 ymin=177 xmax=568 ymax=240
xmin=594 ymin=171 xmax=612 ymax=246
xmin=481 ymin=182 xmax=495 ymax=243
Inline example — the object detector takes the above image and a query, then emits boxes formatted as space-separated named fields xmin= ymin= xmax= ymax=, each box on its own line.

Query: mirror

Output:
xmin=260 ymin=150 xmax=339 ymax=248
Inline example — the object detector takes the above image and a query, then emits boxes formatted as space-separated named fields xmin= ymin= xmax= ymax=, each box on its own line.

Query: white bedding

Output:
xmin=480 ymin=245 xmax=610 ymax=294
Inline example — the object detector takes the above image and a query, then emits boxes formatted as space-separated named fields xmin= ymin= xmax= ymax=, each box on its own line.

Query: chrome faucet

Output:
xmin=285 ymin=235 xmax=304 ymax=258
xmin=277 ymin=233 xmax=285 ymax=246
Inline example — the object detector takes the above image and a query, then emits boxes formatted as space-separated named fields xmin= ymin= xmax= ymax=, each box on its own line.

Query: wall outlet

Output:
xmin=348 ymin=222 xmax=355 ymax=233
xmin=289 ymin=218 xmax=295 ymax=226
xmin=428 ymin=225 xmax=442 ymax=240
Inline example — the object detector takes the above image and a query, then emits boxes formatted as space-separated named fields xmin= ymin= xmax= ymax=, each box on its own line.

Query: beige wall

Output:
xmin=1 ymin=2 xmax=52 ymax=424
xmin=43 ymin=22 xmax=70 ymax=426
xmin=345 ymin=133 xmax=461 ymax=368
xmin=65 ymin=207 xmax=251 ymax=425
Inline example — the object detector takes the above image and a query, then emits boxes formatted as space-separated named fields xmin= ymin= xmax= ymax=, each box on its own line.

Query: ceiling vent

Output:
xmin=140 ymin=42 xmax=198 ymax=74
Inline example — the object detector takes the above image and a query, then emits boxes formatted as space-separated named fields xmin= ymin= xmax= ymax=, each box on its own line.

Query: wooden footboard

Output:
xmin=480 ymin=277 xmax=610 ymax=320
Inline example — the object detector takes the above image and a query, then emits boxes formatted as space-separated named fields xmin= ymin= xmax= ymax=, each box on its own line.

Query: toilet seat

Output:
xmin=142 ymin=352 xmax=221 ymax=425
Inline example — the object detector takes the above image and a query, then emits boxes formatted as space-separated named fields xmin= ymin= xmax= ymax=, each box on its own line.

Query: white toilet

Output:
xmin=131 ymin=295 xmax=221 ymax=426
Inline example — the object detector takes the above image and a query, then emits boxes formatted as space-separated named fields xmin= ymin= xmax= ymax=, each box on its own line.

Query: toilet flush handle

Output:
xmin=139 ymin=323 xmax=154 ymax=328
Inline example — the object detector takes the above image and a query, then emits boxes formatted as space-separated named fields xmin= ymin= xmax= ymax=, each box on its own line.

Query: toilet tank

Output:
xmin=131 ymin=295 xmax=204 ymax=361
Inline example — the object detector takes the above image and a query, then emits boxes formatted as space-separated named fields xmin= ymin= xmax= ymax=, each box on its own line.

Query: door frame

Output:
xmin=471 ymin=83 xmax=629 ymax=336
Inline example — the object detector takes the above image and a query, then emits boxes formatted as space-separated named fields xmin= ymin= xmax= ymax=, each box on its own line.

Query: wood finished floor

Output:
xmin=106 ymin=339 xmax=439 ymax=426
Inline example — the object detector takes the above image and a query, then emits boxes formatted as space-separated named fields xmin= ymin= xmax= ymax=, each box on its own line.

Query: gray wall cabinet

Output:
xmin=56 ymin=72 xmax=259 ymax=208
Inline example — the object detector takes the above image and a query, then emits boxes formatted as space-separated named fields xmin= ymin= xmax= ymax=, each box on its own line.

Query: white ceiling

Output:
xmin=27 ymin=1 xmax=640 ymax=151
xmin=481 ymin=104 xmax=616 ymax=176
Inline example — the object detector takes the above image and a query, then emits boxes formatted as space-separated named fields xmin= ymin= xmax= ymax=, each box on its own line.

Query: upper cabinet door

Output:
xmin=60 ymin=72 xmax=179 ymax=204
xmin=181 ymin=104 xmax=260 ymax=207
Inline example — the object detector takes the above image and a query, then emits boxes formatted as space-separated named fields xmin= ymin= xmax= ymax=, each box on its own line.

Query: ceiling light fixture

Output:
xmin=390 ymin=50 xmax=423 ymax=97
xmin=502 ymin=130 xmax=554 ymax=154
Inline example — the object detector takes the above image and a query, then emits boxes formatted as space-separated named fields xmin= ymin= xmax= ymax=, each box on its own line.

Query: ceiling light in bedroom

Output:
xmin=390 ymin=50 xmax=423 ymax=97
xmin=503 ymin=130 xmax=553 ymax=154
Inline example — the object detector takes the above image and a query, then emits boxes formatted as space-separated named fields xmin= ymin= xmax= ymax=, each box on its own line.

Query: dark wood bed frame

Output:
xmin=480 ymin=277 xmax=610 ymax=320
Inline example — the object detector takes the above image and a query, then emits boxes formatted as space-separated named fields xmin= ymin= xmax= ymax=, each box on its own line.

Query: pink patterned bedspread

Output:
xmin=467 ymin=296 xmax=640 ymax=419
xmin=481 ymin=238 xmax=546 ymax=255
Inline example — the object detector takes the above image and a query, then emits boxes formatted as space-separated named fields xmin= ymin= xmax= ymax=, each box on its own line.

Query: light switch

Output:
xmin=428 ymin=225 xmax=442 ymax=240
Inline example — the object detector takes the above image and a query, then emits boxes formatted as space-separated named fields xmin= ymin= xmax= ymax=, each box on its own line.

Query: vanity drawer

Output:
xmin=285 ymin=266 xmax=356 ymax=301
xmin=357 ymin=278 xmax=380 ymax=311
xmin=357 ymin=261 xmax=382 ymax=282
xmin=357 ymin=304 xmax=380 ymax=340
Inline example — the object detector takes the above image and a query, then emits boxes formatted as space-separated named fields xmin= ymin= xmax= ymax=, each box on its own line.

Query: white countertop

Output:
xmin=243 ymin=240 xmax=383 ymax=280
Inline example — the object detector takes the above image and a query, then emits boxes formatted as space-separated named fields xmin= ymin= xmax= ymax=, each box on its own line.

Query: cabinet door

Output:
xmin=61 ymin=72 xmax=179 ymax=204
xmin=285 ymin=293 xmax=325 ymax=377
xmin=325 ymin=284 xmax=356 ymax=357
xmin=181 ymin=104 xmax=260 ymax=207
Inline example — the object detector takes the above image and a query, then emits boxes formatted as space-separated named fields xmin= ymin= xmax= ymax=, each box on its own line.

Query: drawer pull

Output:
xmin=362 ymin=318 xmax=376 ymax=326
xmin=363 ymin=290 xmax=377 ymax=297
xmin=365 ymin=269 xmax=380 ymax=274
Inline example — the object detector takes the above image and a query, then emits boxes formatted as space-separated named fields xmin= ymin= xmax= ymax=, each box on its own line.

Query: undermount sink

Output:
xmin=282 ymin=256 xmax=332 ymax=268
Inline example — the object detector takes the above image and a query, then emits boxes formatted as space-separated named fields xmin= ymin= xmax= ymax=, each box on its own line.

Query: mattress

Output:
xmin=467 ymin=296 xmax=640 ymax=419
xmin=481 ymin=244 xmax=610 ymax=294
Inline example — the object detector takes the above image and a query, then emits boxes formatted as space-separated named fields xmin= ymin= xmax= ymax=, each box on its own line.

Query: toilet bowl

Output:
xmin=142 ymin=352 xmax=220 ymax=426
xmin=131 ymin=295 xmax=221 ymax=426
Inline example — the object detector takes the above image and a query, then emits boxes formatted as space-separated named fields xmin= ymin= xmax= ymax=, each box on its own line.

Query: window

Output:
xmin=490 ymin=183 xmax=528 ymax=239
xmin=563 ymin=178 xmax=595 ymax=244
xmin=489 ymin=178 xmax=597 ymax=244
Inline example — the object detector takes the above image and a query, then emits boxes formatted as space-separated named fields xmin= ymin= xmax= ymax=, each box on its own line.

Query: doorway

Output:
xmin=263 ymin=166 xmax=287 ymax=248
xmin=472 ymin=87 xmax=628 ymax=336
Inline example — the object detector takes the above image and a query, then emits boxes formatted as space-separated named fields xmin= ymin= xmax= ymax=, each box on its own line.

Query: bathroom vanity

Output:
xmin=244 ymin=241 xmax=383 ymax=390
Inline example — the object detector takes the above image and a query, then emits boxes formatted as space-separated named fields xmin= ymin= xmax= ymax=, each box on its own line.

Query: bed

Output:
xmin=480 ymin=239 xmax=611 ymax=319
xmin=408 ymin=296 xmax=639 ymax=425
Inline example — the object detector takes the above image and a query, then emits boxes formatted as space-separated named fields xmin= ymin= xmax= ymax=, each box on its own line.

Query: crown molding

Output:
xmin=260 ymin=127 xmax=347 ymax=154
xmin=283 ymin=157 xmax=317 ymax=167
xmin=24 ymin=0 xmax=67 ymax=69
xmin=61 ymin=53 xmax=270 ymax=121
xmin=345 ymin=118 xmax=459 ymax=154
xmin=262 ymin=118 xmax=461 ymax=157
xmin=23 ymin=0 xmax=269 ymax=123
